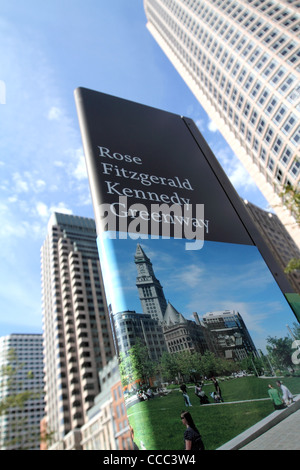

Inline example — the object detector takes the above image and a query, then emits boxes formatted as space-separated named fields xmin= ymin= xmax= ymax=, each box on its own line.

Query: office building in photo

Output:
xmin=0 ymin=334 xmax=45 ymax=450
xmin=162 ymin=304 xmax=209 ymax=354
xmin=111 ymin=310 xmax=167 ymax=362
xmin=41 ymin=213 xmax=115 ymax=448
xmin=144 ymin=0 xmax=300 ymax=248
xmin=202 ymin=310 xmax=258 ymax=360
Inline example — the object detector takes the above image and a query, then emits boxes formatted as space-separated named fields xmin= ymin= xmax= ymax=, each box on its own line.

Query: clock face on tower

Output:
xmin=137 ymin=259 xmax=154 ymax=277
xmin=138 ymin=264 xmax=146 ymax=274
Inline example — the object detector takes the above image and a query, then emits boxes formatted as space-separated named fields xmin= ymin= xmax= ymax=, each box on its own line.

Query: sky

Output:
xmin=99 ymin=237 xmax=297 ymax=353
xmin=0 ymin=0 xmax=274 ymax=338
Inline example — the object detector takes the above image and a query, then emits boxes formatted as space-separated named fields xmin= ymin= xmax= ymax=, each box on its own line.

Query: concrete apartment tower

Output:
xmin=0 ymin=334 xmax=45 ymax=450
xmin=243 ymin=198 xmax=300 ymax=291
xmin=144 ymin=0 xmax=300 ymax=248
xmin=41 ymin=213 xmax=115 ymax=448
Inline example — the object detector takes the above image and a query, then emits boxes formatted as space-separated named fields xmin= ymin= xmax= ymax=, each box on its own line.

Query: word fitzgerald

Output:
xmin=98 ymin=146 xmax=194 ymax=206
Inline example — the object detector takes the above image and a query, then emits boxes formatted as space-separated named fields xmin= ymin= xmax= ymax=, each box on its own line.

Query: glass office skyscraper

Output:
xmin=144 ymin=0 xmax=300 ymax=248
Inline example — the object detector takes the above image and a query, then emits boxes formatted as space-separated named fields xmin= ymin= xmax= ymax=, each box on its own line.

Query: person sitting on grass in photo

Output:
xmin=276 ymin=381 xmax=293 ymax=406
xmin=195 ymin=382 xmax=209 ymax=404
xmin=211 ymin=377 xmax=224 ymax=402
xmin=268 ymin=384 xmax=285 ymax=410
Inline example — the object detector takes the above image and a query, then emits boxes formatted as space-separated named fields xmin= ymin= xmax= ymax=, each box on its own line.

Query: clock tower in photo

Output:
xmin=135 ymin=244 xmax=167 ymax=323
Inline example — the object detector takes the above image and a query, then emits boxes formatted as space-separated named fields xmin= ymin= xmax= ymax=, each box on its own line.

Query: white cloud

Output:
xmin=173 ymin=264 xmax=204 ymax=289
xmin=72 ymin=148 xmax=87 ymax=180
xmin=50 ymin=202 xmax=73 ymax=215
xmin=195 ymin=118 xmax=205 ymax=133
xmin=36 ymin=201 xmax=73 ymax=220
xmin=228 ymin=161 xmax=256 ymax=190
xmin=47 ymin=106 xmax=63 ymax=121
xmin=36 ymin=179 xmax=46 ymax=190
xmin=36 ymin=201 xmax=49 ymax=218
xmin=212 ymin=146 xmax=256 ymax=191
xmin=12 ymin=172 xmax=29 ymax=193
xmin=207 ymin=119 xmax=219 ymax=133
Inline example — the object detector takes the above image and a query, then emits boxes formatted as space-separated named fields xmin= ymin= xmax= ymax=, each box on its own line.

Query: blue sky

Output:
xmin=0 ymin=1 xmax=274 ymax=337
xmin=98 ymin=236 xmax=297 ymax=353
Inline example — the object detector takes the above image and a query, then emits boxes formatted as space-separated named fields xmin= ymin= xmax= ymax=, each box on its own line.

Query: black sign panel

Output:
xmin=75 ymin=87 xmax=255 ymax=245
xmin=75 ymin=88 xmax=300 ymax=452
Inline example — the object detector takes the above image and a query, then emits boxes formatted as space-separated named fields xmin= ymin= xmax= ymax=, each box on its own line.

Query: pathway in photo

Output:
xmin=240 ymin=408 xmax=300 ymax=450
xmin=126 ymin=396 xmax=272 ymax=416
xmin=218 ymin=394 xmax=300 ymax=450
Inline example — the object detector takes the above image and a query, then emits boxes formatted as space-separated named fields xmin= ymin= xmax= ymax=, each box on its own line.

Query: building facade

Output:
xmin=81 ymin=356 xmax=133 ymax=450
xmin=41 ymin=212 xmax=115 ymax=446
xmin=0 ymin=334 xmax=45 ymax=450
xmin=116 ymin=244 xmax=257 ymax=363
xmin=144 ymin=0 xmax=300 ymax=248
xmin=134 ymin=244 xmax=215 ymax=355
xmin=111 ymin=310 xmax=167 ymax=362
xmin=163 ymin=303 xmax=209 ymax=354
xmin=135 ymin=244 xmax=168 ymax=322
xmin=202 ymin=310 xmax=258 ymax=360
xmin=243 ymin=198 xmax=300 ymax=292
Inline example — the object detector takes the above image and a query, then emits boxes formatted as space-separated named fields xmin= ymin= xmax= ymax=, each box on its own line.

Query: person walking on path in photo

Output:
xmin=180 ymin=411 xmax=205 ymax=451
xmin=180 ymin=383 xmax=192 ymax=406
xmin=276 ymin=381 xmax=293 ymax=406
xmin=181 ymin=389 xmax=192 ymax=407
xmin=268 ymin=384 xmax=285 ymax=410
xmin=212 ymin=377 xmax=224 ymax=402
xmin=180 ymin=383 xmax=187 ymax=394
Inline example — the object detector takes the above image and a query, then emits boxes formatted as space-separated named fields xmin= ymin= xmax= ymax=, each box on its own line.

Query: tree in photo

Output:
xmin=0 ymin=348 xmax=42 ymax=449
xmin=266 ymin=335 xmax=295 ymax=373
xmin=119 ymin=339 xmax=156 ymax=387
xmin=280 ymin=184 xmax=300 ymax=275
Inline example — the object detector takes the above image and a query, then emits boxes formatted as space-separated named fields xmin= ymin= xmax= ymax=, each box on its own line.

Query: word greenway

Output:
xmin=99 ymin=196 xmax=207 ymax=251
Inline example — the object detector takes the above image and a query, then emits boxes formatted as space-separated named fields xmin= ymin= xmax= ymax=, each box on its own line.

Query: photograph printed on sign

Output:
xmin=97 ymin=234 xmax=300 ymax=450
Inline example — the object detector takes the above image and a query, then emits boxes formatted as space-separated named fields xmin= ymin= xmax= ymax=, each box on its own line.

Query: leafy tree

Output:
xmin=119 ymin=349 xmax=138 ymax=388
xmin=158 ymin=352 xmax=179 ymax=382
xmin=291 ymin=322 xmax=300 ymax=339
xmin=0 ymin=349 xmax=36 ymax=417
xmin=280 ymin=184 xmax=300 ymax=226
xmin=279 ymin=184 xmax=300 ymax=276
xmin=119 ymin=339 xmax=156 ymax=387
xmin=198 ymin=351 xmax=219 ymax=378
xmin=174 ymin=351 xmax=194 ymax=381
xmin=239 ymin=353 xmax=264 ymax=376
xmin=158 ymin=350 xmax=245 ymax=383
xmin=285 ymin=257 xmax=300 ymax=273
xmin=266 ymin=335 xmax=295 ymax=372
xmin=0 ymin=348 xmax=42 ymax=449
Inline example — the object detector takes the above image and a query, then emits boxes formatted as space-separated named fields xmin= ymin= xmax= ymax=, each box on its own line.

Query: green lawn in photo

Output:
xmin=127 ymin=376 xmax=300 ymax=450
